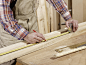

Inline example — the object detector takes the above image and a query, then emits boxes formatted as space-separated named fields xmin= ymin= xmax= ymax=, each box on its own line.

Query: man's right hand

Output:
xmin=24 ymin=32 xmax=46 ymax=44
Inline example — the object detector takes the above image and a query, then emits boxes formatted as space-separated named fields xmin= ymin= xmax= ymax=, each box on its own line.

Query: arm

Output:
xmin=0 ymin=0 xmax=45 ymax=44
xmin=46 ymin=0 xmax=78 ymax=32
xmin=46 ymin=0 xmax=71 ymax=21
xmin=0 ymin=0 xmax=29 ymax=40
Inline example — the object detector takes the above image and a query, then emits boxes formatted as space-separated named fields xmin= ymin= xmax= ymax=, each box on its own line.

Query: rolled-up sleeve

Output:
xmin=46 ymin=0 xmax=72 ymax=21
xmin=0 ymin=0 xmax=29 ymax=40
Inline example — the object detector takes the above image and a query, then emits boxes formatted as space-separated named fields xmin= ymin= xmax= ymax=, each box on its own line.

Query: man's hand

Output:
xmin=66 ymin=19 xmax=78 ymax=32
xmin=24 ymin=32 xmax=46 ymax=44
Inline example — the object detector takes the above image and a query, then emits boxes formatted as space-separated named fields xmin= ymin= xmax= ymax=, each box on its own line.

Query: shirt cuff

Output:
xmin=61 ymin=11 xmax=72 ymax=21
xmin=15 ymin=28 xmax=29 ymax=40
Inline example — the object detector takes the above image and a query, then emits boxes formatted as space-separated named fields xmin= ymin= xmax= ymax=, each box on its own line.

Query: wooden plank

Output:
xmin=37 ymin=0 xmax=60 ymax=33
xmin=37 ymin=0 xmax=45 ymax=34
xmin=51 ymin=7 xmax=60 ymax=31
xmin=37 ymin=0 xmax=49 ymax=34
xmin=46 ymin=2 xmax=51 ymax=32
xmin=50 ymin=6 xmax=54 ymax=31
xmin=16 ymin=62 xmax=22 ymax=65
xmin=0 ymin=31 xmax=61 ymax=64
xmin=0 ymin=42 xmax=26 ymax=54
xmin=54 ymin=10 xmax=60 ymax=30
xmin=55 ymin=44 xmax=86 ymax=58
xmin=72 ymin=0 xmax=83 ymax=23
xmin=0 ymin=22 xmax=86 ymax=64
xmin=37 ymin=7 xmax=45 ymax=34
xmin=17 ymin=22 xmax=86 ymax=65
xmin=83 ymin=0 xmax=86 ymax=21
xmin=17 ymin=30 xmax=86 ymax=65
xmin=43 ymin=0 xmax=49 ymax=33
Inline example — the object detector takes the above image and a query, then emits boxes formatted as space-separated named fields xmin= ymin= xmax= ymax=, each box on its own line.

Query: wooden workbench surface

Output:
xmin=0 ymin=22 xmax=86 ymax=64
xmin=17 ymin=32 xmax=86 ymax=65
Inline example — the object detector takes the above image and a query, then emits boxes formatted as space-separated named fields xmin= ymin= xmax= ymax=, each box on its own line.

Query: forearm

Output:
xmin=46 ymin=0 xmax=72 ymax=21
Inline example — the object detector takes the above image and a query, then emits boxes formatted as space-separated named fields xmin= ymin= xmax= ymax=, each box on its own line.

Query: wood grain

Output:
xmin=16 ymin=22 xmax=86 ymax=65
xmin=83 ymin=0 xmax=86 ymax=21
xmin=72 ymin=0 xmax=83 ymax=23
xmin=17 ymin=32 xmax=86 ymax=65
xmin=0 ymin=22 xmax=86 ymax=64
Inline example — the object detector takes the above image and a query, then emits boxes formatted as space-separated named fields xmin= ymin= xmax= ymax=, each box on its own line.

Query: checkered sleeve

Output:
xmin=46 ymin=0 xmax=72 ymax=21
xmin=0 ymin=0 xmax=29 ymax=40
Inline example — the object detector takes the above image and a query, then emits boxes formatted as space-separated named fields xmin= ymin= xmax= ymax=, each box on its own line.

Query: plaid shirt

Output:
xmin=46 ymin=0 xmax=71 ymax=21
xmin=0 ymin=0 xmax=71 ymax=40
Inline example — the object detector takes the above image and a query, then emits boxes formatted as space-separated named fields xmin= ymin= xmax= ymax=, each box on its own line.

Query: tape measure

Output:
xmin=0 ymin=28 xmax=71 ymax=56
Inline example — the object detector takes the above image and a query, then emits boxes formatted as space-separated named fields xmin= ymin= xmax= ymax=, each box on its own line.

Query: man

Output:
xmin=0 ymin=0 xmax=78 ymax=65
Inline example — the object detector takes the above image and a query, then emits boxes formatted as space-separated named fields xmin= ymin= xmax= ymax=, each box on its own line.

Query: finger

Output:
xmin=75 ymin=22 xmax=78 ymax=31
xmin=66 ymin=21 xmax=69 ymax=28
xmin=35 ymin=36 xmax=43 ymax=42
xmin=73 ymin=20 xmax=78 ymax=31
xmin=37 ymin=33 xmax=45 ymax=40
xmin=32 ymin=37 xmax=42 ymax=43
xmin=75 ymin=27 xmax=78 ymax=31
xmin=36 ymin=39 xmax=42 ymax=43
xmin=40 ymin=33 xmax=46 ymax=40
xmin=73 ymin=22 xmax=76 ymax=32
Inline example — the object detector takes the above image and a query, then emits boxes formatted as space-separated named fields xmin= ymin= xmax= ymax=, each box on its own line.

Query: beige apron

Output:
xmin=0 ymin=0 xmax=38 ymax=64
xmin=15 ymin=0 xmax=39 ymax=33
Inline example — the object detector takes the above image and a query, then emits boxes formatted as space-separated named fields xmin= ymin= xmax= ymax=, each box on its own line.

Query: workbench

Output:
xmin=17 ymin=47 xmax=86 ymax=65
xmin=16 ymin=22 xmax=86 ymax=65
xmin=0 ymin=22 xmax=86 ymax=65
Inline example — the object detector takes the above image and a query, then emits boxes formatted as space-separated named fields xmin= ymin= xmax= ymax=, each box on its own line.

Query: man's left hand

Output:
xmin=66 ymin=19 xmax=78 ymax=32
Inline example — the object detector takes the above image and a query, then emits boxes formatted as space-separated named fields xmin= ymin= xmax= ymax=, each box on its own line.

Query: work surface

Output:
xmin=17 ymin=24 xmax=86 ymax=65
xmin=0 ymin=22 xmax=86 ymax=64
xmin=17 ymin=32 xmax=86 ymax=65
xmin=17 ymin=48 xmax=86 ymax=65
